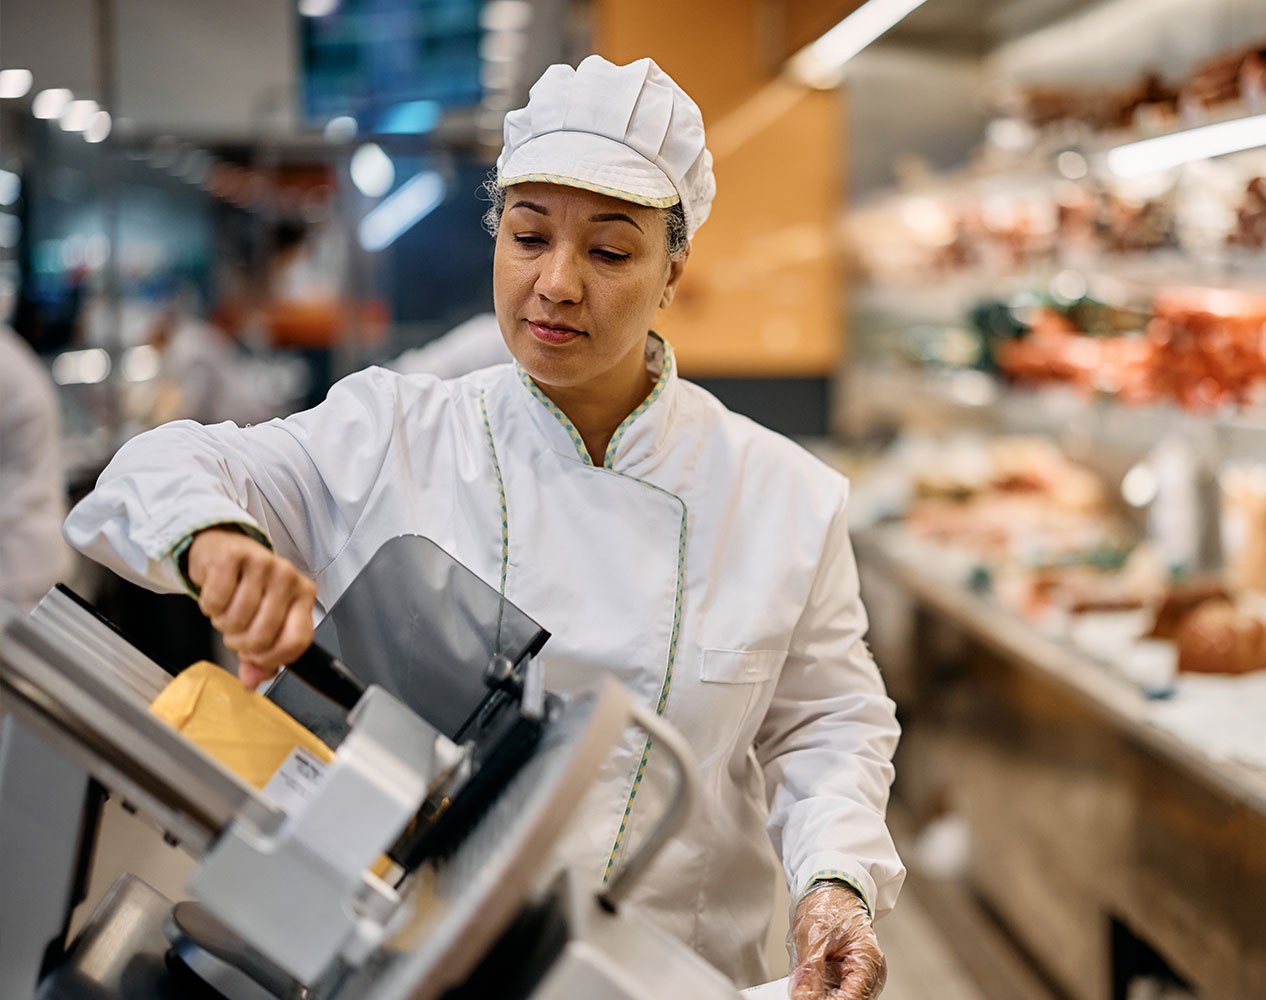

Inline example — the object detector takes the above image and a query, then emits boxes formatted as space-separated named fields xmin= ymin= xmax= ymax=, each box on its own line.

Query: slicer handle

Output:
xmin=599 ymin=698 xmax=701 ymax=909
xmin=284 ymin=644 xmax=366 ymax=711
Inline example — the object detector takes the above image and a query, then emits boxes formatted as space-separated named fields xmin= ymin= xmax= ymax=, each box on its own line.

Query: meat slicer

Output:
xmin=0 ymin=535 xmax=747 ymax=1000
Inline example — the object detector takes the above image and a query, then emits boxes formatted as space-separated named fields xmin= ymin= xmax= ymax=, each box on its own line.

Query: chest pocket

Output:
xmin=699 ymin=647 xmax=784 ymax=685
xmin=688 ymin=647 xmax=785 ymax=773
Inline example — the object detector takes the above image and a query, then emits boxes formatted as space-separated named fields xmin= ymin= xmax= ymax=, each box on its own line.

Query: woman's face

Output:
xmin=493 ymin=182 xmax=687 ymax=391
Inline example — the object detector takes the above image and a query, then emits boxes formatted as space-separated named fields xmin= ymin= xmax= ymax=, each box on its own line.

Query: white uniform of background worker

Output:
xmin=389 ymin=311 xmax=512 ymax=379
xmin=65 ymin=56 xmax=902 ymax=998
xmin=0 ymin=326 xmax=70 ymax=609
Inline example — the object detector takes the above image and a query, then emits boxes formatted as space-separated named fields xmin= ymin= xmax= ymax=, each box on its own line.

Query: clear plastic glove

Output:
xmin=788 ymin=882 xmax=887 ymax=1000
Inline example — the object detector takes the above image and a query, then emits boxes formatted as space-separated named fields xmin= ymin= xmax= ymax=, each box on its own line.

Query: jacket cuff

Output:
xmin=794 ymin=857 xmax=876 ymax=920
xmin=164 ymin=520 xmax=273 ymax=598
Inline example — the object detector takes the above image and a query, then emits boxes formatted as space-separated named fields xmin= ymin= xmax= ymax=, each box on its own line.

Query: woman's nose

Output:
xmin=534 ymin=246 xmax=583 ymax=303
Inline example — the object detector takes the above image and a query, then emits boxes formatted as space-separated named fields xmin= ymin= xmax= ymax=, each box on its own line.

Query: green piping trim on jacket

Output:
xmin=601 ymin=342 xmax=673 ymax=469
xmin=602 ymin=479 xmax=687 ymax=884
xmin=515 ymin=365 xmax=593 ymax=466
xmin=803 ymin=869 xmax=873 ymax=920
xmin=511 ymin=339 xmax=687 ymax=884
xmin=167 ymin=521 xmax=273 ymax=599
xmin=515 ymin=336 xmax=675 ymax=470
xmin=480 ymin=391 xmax=512 ymax=651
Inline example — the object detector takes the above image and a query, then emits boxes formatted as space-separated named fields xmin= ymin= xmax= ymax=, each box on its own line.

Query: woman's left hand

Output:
xmin=788 ymin=882 xmax=887 ymax=999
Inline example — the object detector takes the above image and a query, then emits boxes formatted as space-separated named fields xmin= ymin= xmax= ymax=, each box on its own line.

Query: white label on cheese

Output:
xmin=261 ymin=745 xmax=327 ymax=812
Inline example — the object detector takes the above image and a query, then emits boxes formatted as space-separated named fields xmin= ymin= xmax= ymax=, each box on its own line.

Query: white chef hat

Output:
xmin=496 ymin=55 xmax=716 ymax=239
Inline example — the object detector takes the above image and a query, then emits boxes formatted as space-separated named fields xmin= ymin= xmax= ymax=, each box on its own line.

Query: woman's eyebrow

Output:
xmin=509 ymin=200 xmax=643 ymax=233
xmin=588 ymin=212 xmax=643 ymax=232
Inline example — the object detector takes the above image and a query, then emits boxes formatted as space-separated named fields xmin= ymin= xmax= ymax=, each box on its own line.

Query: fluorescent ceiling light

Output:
xmin=324 ymin=115 xmax=357 ymax=143
xmin=0 ymin=69 xmax=33 ymax=99
xmin=480 ymin=1 xmax=532 ymax=32
xmin=1056 ymin=150 xmax=1088 ymax=180
xmin=350 ymin=143 xmax=394 ymax=198
xmin=787 ymin=0 xmax=930 ymax=88
xmin=358 ymin=171 xmax=446 ymax=252
xmin=377 ymin=100 xmax=441 ymax=136
xmin=84 ymin=110 xmax=112 ymax=143
xmin=298 ymin=0 xmax=339 ymax=16
xmin=1107 ymin=113 xmax=1266 ymax=178
xmin=52 ymin=348 xmax=111 ymax=386
xmin=32 ymin=88 xmax=72 ymax=119
xmin=986 ymin=117 xmax=1033 ymax=152
xmin=0 ymin=169 xmax=19 ymax=206
xmin=122 ymin=344 xmax=160 ymax=382
xmin=1121 ymin=462 xmax=1158 ymax=508
xmin=60 ymin=99 xmax=99 ymax=132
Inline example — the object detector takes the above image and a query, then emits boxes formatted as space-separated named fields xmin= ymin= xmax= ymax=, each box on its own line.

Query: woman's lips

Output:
xmin=528 ymin=320 xmax=584 ymax=346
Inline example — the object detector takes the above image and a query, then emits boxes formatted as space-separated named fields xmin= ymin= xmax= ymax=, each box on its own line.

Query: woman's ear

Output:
xmin=660 ymin=249 xmax=689 ymax=309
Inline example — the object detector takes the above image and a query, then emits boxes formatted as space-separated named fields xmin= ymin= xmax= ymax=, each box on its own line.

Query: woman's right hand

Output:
xmin=186 ymin=527 xmax=317 ymax=690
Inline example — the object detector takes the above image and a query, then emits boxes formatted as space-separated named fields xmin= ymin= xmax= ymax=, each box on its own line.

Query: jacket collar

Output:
xmin=514 ymin=333 xmax=678 ymax=472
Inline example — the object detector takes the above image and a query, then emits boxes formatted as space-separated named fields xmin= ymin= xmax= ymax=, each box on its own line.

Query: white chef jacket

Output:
xmin=1 ymin=327 xmax=71 ymax=609
xmin=65 ymin=337 xmax=904 ymax=986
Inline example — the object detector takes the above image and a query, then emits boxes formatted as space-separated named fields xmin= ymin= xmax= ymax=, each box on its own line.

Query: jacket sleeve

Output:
xmin=754 ymin=498 xmax=905 ymax=920
xmin=64 ymin=366 xmax=409 ymax=596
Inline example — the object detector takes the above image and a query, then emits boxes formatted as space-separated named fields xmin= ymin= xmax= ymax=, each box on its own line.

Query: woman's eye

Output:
xmin=513 ymin=234 xmax=545 ymax=248
xmin=592 ymin=249 xmax=630 ymax=263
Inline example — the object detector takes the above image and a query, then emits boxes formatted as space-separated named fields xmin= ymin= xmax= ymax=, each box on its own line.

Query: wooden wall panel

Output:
xmin=593 ymin=0 xmax=846 ymax=377
xmin=594 ymin=0 xmax=769 ymax=118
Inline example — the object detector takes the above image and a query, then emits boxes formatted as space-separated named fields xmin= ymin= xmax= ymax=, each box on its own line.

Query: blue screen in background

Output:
xmin=301 ymin=0 xmax=483 ymax=132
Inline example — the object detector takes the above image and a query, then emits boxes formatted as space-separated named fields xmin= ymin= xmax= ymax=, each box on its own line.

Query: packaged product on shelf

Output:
xmin=900 ymin=435 xmax=1138 ymax=609
xmin=1185 ymin=42 xmax=1266 ymax=112
xmin=1228 ymin=177 xmax=1266 ymax=249
xmin=1147 ymin=287 xmax=1266 ymax=410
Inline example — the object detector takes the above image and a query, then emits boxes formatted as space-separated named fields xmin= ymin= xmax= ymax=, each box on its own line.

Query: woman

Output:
xmin=65 ymin=56 xmax=902 ymax=999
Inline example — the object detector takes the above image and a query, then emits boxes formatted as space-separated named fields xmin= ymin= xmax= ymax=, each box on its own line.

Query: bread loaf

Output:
xmin=1176 ymin=601 xmax=1266 ymax=674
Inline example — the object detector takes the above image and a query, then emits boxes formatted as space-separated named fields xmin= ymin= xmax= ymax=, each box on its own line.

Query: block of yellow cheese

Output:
xmin=151 ymin=661 xmax=397 ymax=879
xmin=150 ymin=660 xmax=334 ymax=790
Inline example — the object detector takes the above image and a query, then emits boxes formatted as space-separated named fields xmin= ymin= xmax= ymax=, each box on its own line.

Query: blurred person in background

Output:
xmin=266 ymin=219 xmax=347 ymax=407
xmin=0 ymin=325 xmax=71 ymax=610
xmin=146 ymin=293 xmax=281 ymax=427
xmin=389 ymin=311 xmax=512 ymax=379
xmin=65 ymin=56 xmax=900 ymax=998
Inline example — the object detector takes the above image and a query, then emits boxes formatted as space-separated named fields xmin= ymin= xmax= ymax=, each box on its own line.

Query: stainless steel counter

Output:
xmin=857 ymin=527 xmax=1266 ymax=1000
